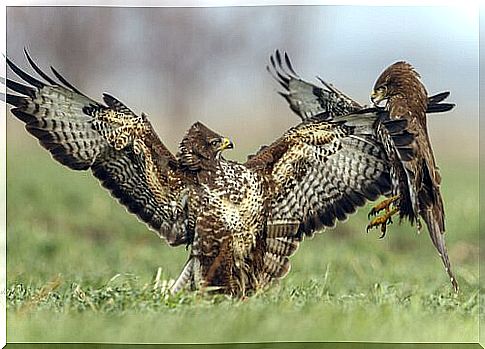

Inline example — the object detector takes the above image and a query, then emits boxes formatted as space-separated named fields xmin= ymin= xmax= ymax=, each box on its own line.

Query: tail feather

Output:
xmin=421 ymin=207 xmax=458 ymax=292
xmin=266 ymin=237 xmax=299 ymax=257
xmin=418 ymin=159 xmax=457 ymax=291
xmin=260 ymin=221 xmax=301 ymax=286
xmin=262 ymin=252 xmax=291 ymax=279
xmin=266 ymin=221 xmax=300 ymax=238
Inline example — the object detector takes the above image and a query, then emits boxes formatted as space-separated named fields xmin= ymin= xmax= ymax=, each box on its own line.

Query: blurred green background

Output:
xmin=5 ymin=5 xmax=479 ymax=344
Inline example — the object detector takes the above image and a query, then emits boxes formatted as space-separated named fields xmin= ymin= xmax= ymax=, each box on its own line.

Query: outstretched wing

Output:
xmin=246 ymin=110 xmax=414 ymax=239
xmin=269 ymin=50 xmax=455 ymax=121
xmin=6 ymin=51 xmax=191 ymax=246
xmin=267 ymin=50 xmax=362 ymax=120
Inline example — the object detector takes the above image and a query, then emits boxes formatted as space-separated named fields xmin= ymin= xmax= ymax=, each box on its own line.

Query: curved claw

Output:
xmin=366 ymin=221 xmax=383 ymax=234
xmin=378 ymin=227 xmax=387 ymax=239
xmin=367 ymin=195 xmax=400 ymax=220
xmin=366 ymin=219 xmax=387 ymax=238
xmin=367 ymin=209 xmax=378 ymax=220
xmin=366 ymin=206 xmax=399 ymax=238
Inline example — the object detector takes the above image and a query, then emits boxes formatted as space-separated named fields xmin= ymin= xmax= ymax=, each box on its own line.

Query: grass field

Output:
xmin=5 ymin=127 xmax=480 ymax=344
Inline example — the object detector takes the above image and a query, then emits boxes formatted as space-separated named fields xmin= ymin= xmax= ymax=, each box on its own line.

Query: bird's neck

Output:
xmin=392 ymin=78 xmax=428 ymax=114
xmin=196 ymin=158 xmax=226 ymax=184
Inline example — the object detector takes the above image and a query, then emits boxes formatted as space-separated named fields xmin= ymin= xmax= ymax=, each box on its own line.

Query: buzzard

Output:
xmin=268 ymin=50 xmax=457 ymax=292
xmin=4 ymin=51 xmax=434 ymax=296
xmin=368 ymin=61 xmax=458 ymax=292
xmin=267 ymin=50 xmax=455 ymax=121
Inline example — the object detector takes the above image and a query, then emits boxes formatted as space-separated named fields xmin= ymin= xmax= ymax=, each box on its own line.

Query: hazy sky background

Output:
xmin=6 ymin=5 xmax=478 ymax=161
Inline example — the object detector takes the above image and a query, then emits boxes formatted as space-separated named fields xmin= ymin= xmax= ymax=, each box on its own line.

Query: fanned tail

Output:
xmin=259 ymin=222 xmax=301 ymax=287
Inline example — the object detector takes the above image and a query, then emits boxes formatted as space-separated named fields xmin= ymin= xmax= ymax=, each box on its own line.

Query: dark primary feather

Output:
xmin=5 ymin=53 xmax=190 ymax=246
xmin=103 ymin=93 xmax=135 ymax=113
xmin=6 ymin=56 xmax=45 ymax=89
xmin=49 ymin=65 xmax=87 ymax=96
xmin=246 ymin=111 xmax=412 ymax=239
xmin=269 ymin=51 xmax=455 ymax=123
xmin=6 ymin=78 xmax=36 ymax=97
xmin=5 ymin=50 xmax=458 ymax=296
xmin=373 ymin=61 xmax=458 ymax=292
xmin=267 ymin=50 xmax=362 ymax=120
xmin=244 ymin=105 xmax=420 ymax=292
xmin=425 ymin=101 xmax=455 ymax=114
xmin=268 ymin=52 xmax=456 ymax=242
xmin=427 ymin=91 xmax=449 ymax=104
xmin=24 ymin=48 xmax=58 ymax=85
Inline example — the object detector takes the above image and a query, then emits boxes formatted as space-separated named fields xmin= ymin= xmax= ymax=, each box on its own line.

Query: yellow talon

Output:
xmin=367 ymin=194 xmax=400 ymax=219
xmin=366 ymin=207 xmax=400 ymax=238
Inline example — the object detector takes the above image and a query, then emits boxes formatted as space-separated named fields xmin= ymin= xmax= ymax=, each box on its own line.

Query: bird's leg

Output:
xmin=366 ymin=206 xmax=400 ymax=238
xmin=367 ymin=194 xmax=400 ymax=219
xmin=366 ymin=194 xmax=400 ymax=237
xmin=202 ymin=253 xmax=224 ymax=290
xmin=201 ymin=238 xmax=231 ymax=294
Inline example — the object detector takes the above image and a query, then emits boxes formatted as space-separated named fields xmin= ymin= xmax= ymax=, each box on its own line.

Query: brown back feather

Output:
xmin=375 ymin=61 xmax=458 ymax=291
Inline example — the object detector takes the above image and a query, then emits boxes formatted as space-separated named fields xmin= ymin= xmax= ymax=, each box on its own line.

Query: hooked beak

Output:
xmin=219 ymin=137 xmax=234 ymax=151
xmin=371 ymin=89 xmax=386 ymax=106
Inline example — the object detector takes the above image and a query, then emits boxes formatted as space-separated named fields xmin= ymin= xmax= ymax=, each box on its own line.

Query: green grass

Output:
xmin=6 ymin=132 xmax=480 ymax=343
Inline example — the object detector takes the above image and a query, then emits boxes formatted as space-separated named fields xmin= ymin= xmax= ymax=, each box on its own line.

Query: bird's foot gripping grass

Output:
xmin=366 ymin=195 xmax=400 ymax=238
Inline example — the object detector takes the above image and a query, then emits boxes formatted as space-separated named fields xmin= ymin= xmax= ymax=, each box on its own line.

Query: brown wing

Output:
xmin=379 ymin=62 xmax=458 ymax=292
xmin=269 ymin=51 xmax=455 ymax=123
xmin=6 ymin=51 xmax=191 ymax=246
xmin=246 ymin=111 xmax=414 ymax=283
xmin=249 ymin=112 xmax=414 ymax=237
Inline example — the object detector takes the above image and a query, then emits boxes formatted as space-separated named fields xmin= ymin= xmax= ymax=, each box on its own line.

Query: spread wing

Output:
xmin=269 ymin=50 xmax=455 ymax=121
xmin=246 ymin=110 xmax=414 ymax=240
xmin=267 ymin=50 xmax=362 ymax=120
xmin=6 ymin=51 xmax=191 ymax=246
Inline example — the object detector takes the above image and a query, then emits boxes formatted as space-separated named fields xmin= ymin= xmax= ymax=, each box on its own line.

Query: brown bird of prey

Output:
xmin=267 ymin=50 xmax=455 ymax=121
xmin=5 ymin=51 xmax=424 ymax=296
xmin=366 ymin=61 xmax=458 ymax=292
xmin=268 ymin=50 xmax=457 ymax=292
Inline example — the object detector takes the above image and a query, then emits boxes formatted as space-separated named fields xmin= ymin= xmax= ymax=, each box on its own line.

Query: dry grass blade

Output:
xmin=18 ymin=274 xmax=63 ymax=315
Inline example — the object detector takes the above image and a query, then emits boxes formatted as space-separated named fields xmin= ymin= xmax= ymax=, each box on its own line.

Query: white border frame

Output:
xmin=1 ymin=1 xmax=479 ymax=348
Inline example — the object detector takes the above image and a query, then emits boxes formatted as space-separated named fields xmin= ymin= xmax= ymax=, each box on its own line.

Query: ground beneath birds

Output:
xmin=6 ymin=138 xmax=479 ymax=343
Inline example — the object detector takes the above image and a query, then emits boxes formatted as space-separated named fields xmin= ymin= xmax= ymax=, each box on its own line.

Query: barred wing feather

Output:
xmin=269 ymin=51 xmax=455 ymax=122
xmin=247 ymin=112 xmax=413 ymax=239
xmin=5 ymin=51 xmax=190 ymax=246
xmin=267 ymin=50 xmax=362 ymax=120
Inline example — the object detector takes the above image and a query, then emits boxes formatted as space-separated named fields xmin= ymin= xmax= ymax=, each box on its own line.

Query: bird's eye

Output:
xmin=210 ymin=139 xmax=220 ymax=146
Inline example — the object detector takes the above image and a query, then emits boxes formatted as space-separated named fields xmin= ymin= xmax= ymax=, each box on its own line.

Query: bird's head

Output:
xmin=178 ymin=121 xmax=234 ymax=171
xmin=371 ymin=61 xmax=420 ymax=106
